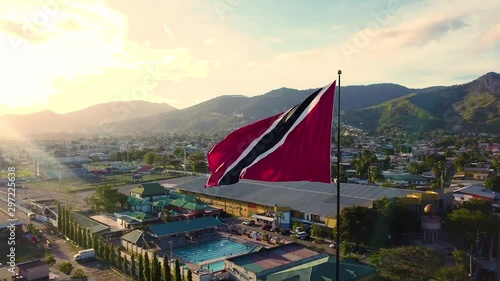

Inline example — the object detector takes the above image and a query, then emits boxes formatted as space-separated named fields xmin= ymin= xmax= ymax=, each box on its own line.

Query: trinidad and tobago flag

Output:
xmin=205 ymin=81 xmax=336 ymax=187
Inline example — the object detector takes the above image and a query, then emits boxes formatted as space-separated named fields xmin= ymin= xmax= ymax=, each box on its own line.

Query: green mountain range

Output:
xmin=343 ymin=72 xmax=500 ymax=133
xmin=2 ymin=72 xmax=499 ymax=137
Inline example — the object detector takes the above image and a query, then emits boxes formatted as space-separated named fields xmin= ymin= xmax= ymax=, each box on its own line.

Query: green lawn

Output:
xmin=28 ymin=180 xmax=90 ymax=192
xmin=27 ymin=173 xmax=181 ymax=193
xmin=0 ymin=165 xmax=33 ymax=178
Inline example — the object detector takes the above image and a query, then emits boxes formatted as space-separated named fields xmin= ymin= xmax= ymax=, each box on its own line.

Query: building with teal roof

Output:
xmin=130 ymin=182 xmax=168 ymax=200
xmin=114 ymin=210 xmax=159 ymax=228
xmin=225 ymin=243 xmax=377 ymax=281
xmin=266 ymin=256 xmax=377 ymax=281
xmin=125 ymin=183 xmax=221 ymax=223
xmin=121 ymin=229 xmax=156 ymax=255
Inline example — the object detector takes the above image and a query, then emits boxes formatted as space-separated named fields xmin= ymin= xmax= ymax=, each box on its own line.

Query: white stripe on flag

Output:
xmin=216 ymin=108 xmax=292 ymax=186
xmin=240 ymin=81 xmax=335 ymax=177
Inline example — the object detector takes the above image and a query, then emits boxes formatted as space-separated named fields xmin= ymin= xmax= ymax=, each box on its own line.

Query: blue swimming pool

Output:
xmin=202 ymin=260 xmax=225 ymax=272
xmin=173 ymin=238 xmax=254 ymax=265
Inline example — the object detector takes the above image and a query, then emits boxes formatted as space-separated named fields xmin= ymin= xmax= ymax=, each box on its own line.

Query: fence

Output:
xmin=0 ymin=196 xmax=57 ymax=227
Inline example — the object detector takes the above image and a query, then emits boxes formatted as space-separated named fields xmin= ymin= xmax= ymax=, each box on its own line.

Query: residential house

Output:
xmin=384 ymin=173 xmax=430 ymax=187
xmin=463 ymin=167 xmax=492 ymax=180
xmin=453 ymin=185 xmax=500 ymax=209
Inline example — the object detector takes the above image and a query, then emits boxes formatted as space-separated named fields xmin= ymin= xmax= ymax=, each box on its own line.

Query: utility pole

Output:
xmin=470 ymin=243 xmax=473 ymax=281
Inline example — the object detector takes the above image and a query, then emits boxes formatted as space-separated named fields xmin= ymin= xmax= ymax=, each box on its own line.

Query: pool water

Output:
xmin=202 ymin=260 xmax=225 ymax=272
xmin=174 ymin=238 xmax=254 ymax=265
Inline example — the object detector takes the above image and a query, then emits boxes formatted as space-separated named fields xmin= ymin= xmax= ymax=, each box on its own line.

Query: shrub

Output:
xmin=58 ymin=261 xmax=74 ymax=275
xmin=71 ymin=268 xmax=87 ymax=279
xmin=44 ymin=255 xmax=56 ymax=266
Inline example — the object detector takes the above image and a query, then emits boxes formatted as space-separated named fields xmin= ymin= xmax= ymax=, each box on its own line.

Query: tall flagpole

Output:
xmin=336 ymin=70 xmax=342 ymax=281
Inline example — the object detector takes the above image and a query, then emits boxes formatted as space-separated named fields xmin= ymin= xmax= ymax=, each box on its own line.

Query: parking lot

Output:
xmin=224 ymin=217 xmax=339 ymax=256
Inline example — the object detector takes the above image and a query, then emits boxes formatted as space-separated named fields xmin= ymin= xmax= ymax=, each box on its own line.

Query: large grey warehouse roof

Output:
xmin=174 ymin=177 xmax=423 ymax=218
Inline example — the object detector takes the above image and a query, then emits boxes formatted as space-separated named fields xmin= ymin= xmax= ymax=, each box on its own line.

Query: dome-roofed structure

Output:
xmin=423 ymin=204 xmax=435 ymax=216
xmin=421 ymin=204 xmax=441 ymax=243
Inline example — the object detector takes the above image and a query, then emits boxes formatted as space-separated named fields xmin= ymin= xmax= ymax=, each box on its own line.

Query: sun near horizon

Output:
xmin=0 ymin=0 xmax=499 ymax=116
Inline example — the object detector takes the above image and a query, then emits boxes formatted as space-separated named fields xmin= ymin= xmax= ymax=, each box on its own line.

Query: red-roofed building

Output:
xmin=224 ymin=243 xmax=326 ymax=280
xmin=136 ymin=166 xmax=154 ymax=174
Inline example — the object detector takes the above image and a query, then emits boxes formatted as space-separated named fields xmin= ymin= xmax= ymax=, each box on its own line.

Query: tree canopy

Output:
xmin=372 ymin=197 xmax=418 ymax=238
xmin=188 ymin=151 xmax=208 ymax=173
xmin=462 ymin=198 xmax=492 ymax=216
xmin=88 ymin=185 xmax=128 ymax=212
xmin=338 ymin=206 xmax=379 ymax=246
xmin=447 ymin=208 xmax=495 ymax=242
xmin=369 ymin=246 xmax=444 ymax=281
xmin=485 ymin=175 xmax=500 ymax=192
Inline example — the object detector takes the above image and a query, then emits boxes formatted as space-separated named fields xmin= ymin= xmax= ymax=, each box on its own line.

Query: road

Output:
xmin=0 ymin=189 xmax=129 ymax=281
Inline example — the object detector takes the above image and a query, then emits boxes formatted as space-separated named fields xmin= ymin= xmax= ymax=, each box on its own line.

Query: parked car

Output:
xmin=242 ymin=220 xmax=255 ymax=226
xmin=329 ymin=242 xmax=337 ymax=248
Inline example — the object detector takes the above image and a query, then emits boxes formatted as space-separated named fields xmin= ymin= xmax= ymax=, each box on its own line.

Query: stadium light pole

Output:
xmin=336 ymin=70 xmax=342 ymax=281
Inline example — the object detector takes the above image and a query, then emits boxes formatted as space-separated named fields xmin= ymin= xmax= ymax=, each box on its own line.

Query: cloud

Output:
xmin=0 ymin=0 xmax=498 ymax=115
xmin=478 ymin=23 xmax=500 ymax=49
xmin=378 ymin=16 xmax=469 ymax=47
xmin=0 ymin=0 xmax=210 ymax=113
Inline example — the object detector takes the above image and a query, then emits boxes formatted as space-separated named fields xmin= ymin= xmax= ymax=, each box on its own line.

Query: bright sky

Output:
xmin=0 ymin=0 xmax=499 ymax=115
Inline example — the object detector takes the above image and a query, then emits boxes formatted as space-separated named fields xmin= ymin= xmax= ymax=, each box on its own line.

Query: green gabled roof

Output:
xmin=120 ymin=217 xmax=139 ymax=223
xmin=130 ymin=182 xmax=167 ymax=196
xmin=171 ymin=198 xmax=187 ymax=208
xmin=71 ymin=212 xmax=109 ymax=234
xmin=182 ymin=202 xmax=208 ymax=211
xmin=115 ymin=211 xmax=158 ymax=222
xmin=266 ymin=256 xmax=376 ymax=281
xmin=121 ymin=230 xmax=155 ymax=244
xmin=152 ymin=197 xmax=174 ymax=207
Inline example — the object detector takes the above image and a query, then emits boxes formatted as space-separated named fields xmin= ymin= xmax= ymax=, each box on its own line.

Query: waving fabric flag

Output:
xmin=205 ymin=81 xmax=336 ymax=187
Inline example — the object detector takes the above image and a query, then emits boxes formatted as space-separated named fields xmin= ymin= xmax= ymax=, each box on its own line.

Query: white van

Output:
xmin=296 ymin=231 xmax=309 ymax=240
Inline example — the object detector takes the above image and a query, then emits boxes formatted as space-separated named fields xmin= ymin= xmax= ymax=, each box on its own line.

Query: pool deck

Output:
xmin=173 ymin=231 xmax=270 ymax=271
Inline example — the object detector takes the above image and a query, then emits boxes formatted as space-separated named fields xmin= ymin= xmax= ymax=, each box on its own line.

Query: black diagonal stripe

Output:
xmin=219 ymin=88 xmax=323 ymax=185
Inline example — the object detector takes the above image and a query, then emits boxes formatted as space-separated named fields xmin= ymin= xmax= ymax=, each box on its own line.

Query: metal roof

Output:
xmin=121 ymin=230 xmax=155 ymax=244
xmin=130 ymin=183 xmax=167 ymax=196
xmin=174 ymin=178 xmax=423 ymax=217
xmin=266 ymin=256 xmax=376 ymax=281
xmin=148 ymin=216 xmax=223 ymax=237
xmin=71 ymin=212 xmax=109 ymax=233
xmin=454 ymin=185 xmax=499 ymax=200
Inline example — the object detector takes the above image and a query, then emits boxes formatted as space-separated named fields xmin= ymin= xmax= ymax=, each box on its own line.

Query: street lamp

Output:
xmin=184 ymin=147 xmax=186 ymax=175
